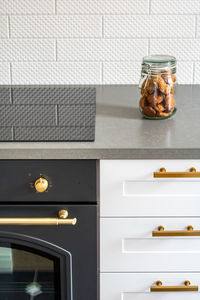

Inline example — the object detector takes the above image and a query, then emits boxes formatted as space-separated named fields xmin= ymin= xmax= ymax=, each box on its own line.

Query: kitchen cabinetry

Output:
xmin=100 ymin=160 xmax=200 ymax=299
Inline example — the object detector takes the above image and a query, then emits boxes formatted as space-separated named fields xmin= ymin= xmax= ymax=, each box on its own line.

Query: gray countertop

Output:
xmin=0 ymin=85 xmax=199 ymax=159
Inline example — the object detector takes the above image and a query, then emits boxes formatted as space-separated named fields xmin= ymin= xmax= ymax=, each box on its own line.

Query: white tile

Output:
xmin=0 ymin=0 xmax=54 ymax=15
xmin=103 ymin=62 xmax=141 ymax=84
xmin=0 ymin=16 xmax=8 ymax=38
xmin=150 ymin=39 xmax=200 ymax=61
xmin=0 ymin=63 xmax=10 ymax=84
xmin=57 ymin=0 xmax=149 ymax=15
xmin=196 ymin=17 xmax=200 ymax=38
xmin=151 ymin=0 xmax=200 ymax=14
xmin=104 ymin=15 xmax=195 ymax=38
xmin=11 ymin=62 xmax=101 ymax=84
xmin=194 ymin=63 xmax=200 ymax=84
xmin=176 ymin=62 xmax=193 ymax=84
xmin=10 ymin=15 xmax=102 ymax=38
xmin=58 ymin=39 xmax=148 ymax=61
xmin=0 ymin=39 xmax=55 ymax=62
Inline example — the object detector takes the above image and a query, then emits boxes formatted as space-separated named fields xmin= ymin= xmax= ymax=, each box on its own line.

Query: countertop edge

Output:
xmin=0 ymin=148 xmax=199 ymax=160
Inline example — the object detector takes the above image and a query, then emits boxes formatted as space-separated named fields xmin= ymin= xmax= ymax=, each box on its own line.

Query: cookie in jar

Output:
xmin=139 ymin=55 xmax=177 ymax=119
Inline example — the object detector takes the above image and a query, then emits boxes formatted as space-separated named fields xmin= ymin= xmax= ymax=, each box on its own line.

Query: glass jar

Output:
xmin=139 ymin=55 xmax=177 ymax=119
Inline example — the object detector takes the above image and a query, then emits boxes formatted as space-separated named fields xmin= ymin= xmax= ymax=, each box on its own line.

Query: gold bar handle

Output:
xmin=151 ymin=280 xmax=198 ymax=292
xmin=154 ymin=167 xmax=200 ymax=178
xmin=0 ymin=210 xmax=77 ymax=226
xmin=152 ymin=225 xmax=200 ymax=236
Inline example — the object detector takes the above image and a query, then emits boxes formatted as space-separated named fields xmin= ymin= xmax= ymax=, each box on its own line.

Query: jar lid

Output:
xmin=143 ymin=55 xmax=176 ymax=64
xmin=142 ymin=55 xmax=176 ymax=75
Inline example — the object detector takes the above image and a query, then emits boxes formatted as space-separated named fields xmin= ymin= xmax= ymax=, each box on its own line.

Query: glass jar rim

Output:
xmin=141 ymin=55 xmax=176 ymax=75
xmin=143 ymin=55 xmax=176 ymax=64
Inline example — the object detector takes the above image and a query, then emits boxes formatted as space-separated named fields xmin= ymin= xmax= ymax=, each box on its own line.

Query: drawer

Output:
xmin=101 ymin=218 xmax=200 ymax=272
xmin=100 ymin=160 xmax=200 ymax=217
xmin=0 ymin=160 xmax=97 ymax=203
xmin=101 ymin=273 xmax=200 ymax=300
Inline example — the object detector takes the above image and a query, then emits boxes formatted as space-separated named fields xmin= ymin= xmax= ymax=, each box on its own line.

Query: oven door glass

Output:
xmin=0 ymin=244 xmax=60 ymax=300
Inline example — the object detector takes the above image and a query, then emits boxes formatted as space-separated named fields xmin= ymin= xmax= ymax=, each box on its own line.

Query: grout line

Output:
xmin=147 ymin=39 xmax=150 ymax=55
xmin=12 ymin=127 xmax=15 ymax=141
xmin=9 ymin=63 xmax=13 ymax=85
xmin=7 ymin=16 xmax=11 ymax=38
xmin=55 ymin=105 xmax=58 ymax=125
xmin=101 ymin=63 xmax=104 ymax=84
xmin=149 ymin=0 xmax=151 ymax=14
xmin=193 ymin=62 xmax=195 ymax=84
xmin=195 ymin=15 xmax=198 ymax=38
xmin=0 ymin=37 xmax=199 ymax=41
xmin=102 ymin=16 xmax=104 ymax=38
xmin=55 ymin=40 xmax=58 ymax=61
xmin=10 ymin=85 xmax=13 ymax=104
xmin=55 ymin=0 xmax=57 ymax=14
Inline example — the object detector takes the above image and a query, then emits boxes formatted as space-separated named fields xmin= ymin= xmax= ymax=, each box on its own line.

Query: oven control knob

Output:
xmin=34 ymin=177 xmax=48 ymax=193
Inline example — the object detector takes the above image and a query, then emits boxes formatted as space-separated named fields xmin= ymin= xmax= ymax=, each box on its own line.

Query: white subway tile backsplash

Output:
xmin=0 ymin=0 xmax=54 ymax=15
xmin=0 ymin=1 xmax=198 ymax=84
xmin=0 ymin=40 xmax=55 ymax=62
xmin=150 ymin=39 xmax=200 ymax=61
xmin=151 ymin=0 xmax=200 ymax=15
xmin=11 ymin=62 xmax=101 ymax=84
xmin=58 ymin=39 xmax=148 ymax=61
xmin=104 ymin=15 xmax=195 ymax=38
xmin=0 ymin=16 xmax=8 ymax=38
xmin=57 ymin=0 xmax=149 ymax=15
xmin=10 ymin=15 xmax=102 ymax=38
xmin=0 ymin=63 xmax=10 ymax=84
xmin=103 ymin=61 xmax=193 ymax=84
xmin=103 ymin=62 xmax=141 ymax=84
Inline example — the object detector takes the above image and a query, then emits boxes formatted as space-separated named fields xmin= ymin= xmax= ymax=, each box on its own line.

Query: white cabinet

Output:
xmin=100 ymin=218 xmax=200 ymax=272
xmin=100 ymin=160 xmax=200 ymax=217
xmin=101 ymin=273 xmax=200 ymax=300
xmin=100 ymin=160 xmax=200 ymax=300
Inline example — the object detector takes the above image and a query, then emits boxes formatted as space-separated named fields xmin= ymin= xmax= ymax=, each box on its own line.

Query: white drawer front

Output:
xmin=101 ymin=273 xmax=200 ymax=300
xmin=100 ymin=160 xmax=200 ymax=217
xmin=101 ymin=218 xmax=200 ymax=272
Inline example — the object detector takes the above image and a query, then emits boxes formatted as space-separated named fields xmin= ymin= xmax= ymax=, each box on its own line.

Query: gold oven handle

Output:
xmin=152 ymin=225 xmax=200 ymax=236
xmin=0 ymin=210 xmax=77 ymax=226
xmin=151 ymin=280 xmax=198 ymax=292
xmin=153 ymin=167 xmax=200 ymax=178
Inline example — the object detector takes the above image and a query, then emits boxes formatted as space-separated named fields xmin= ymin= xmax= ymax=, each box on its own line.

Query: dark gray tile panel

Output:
xmin=0 ymin=127 xmax=12 ymax=140
xmin=58 ymin=104 xmax=96 ymax=126
xmin=0 ymin=105 xmax=56 ymax=126
xmin=0 ymin=88 xmax=11 ymax=104
xmin=12 ymin=87 xmax=96 ymax=105
xmin=14 ymin=126 xmax=95 ymax=141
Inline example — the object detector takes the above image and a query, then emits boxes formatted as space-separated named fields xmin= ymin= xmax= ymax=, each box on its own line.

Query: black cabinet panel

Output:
xmin=0 ymin=160 xmax=97 ymax=203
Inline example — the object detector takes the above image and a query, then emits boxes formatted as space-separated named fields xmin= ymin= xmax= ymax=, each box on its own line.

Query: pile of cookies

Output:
xmin=139 ymin=74 xmax=176 ymax=118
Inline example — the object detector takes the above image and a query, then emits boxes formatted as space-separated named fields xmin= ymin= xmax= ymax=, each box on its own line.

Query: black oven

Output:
xmin=0 ymin=160 xmax=98 ymax=300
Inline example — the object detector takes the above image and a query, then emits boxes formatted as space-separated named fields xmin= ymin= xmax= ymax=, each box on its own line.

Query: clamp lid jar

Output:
xmin=139 ymin=55 xmax=177 ymax=119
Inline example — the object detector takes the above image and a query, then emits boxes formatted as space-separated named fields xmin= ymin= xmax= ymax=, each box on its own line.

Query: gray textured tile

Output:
xmin=0 ymin=105 xmax=56 ymax=126
xmin=12 ymin=87 xmax=96 ymax=105
xmin=58 ymin=104 xmax=96 ymax=126
xmin=0 ymin=127 xmax=12 ymax=140
xmin=14 ymin=126 xmax=95 ymax=141
xmin=0 ymin=88 xmax=11 ymax=104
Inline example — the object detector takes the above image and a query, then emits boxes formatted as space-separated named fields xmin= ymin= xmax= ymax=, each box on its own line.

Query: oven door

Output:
xmin=0 ymin=205 xmax=97 ymax=300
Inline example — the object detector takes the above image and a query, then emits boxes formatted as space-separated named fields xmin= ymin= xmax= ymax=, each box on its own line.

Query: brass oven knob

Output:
xmin=34 ymin=177 xmax=48 ymax=193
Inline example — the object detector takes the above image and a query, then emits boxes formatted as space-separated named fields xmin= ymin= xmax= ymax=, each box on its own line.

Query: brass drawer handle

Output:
xmin=151 ymin=280 xmax=198 ymax=292
xmin=154 ymin=167 xmax=200 ymax=178
xmin=152 ymin=225 xmax=200 ymax=236
xmin=0 ymin=210 xmax=77 ymax=226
